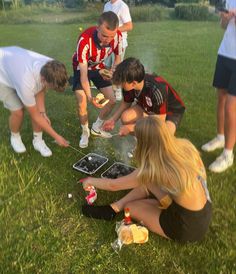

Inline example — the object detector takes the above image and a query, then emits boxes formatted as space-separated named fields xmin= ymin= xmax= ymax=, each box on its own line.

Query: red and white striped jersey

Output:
xmin=72 ymin=26 xmax=122 ymax=71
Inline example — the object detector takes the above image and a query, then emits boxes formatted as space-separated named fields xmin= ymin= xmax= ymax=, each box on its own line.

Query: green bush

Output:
xmin=175 ymin=0 xmax=202 ymax=3
xmin=175 ymin=3 xmax=210 ymax=20
xmin=130 ymin=5 xmax=164 ymax=22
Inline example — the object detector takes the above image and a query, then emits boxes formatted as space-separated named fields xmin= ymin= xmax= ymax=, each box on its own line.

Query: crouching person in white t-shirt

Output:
xmin=0 ymin=46 xmax=69 ymax=156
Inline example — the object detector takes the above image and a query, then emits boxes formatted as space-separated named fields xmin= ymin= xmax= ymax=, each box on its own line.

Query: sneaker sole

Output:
xmin=91 ymin=128 xmax=112 ymax=139
xmin=79 ymin=143 xmax=88 ymax=148
xmin=209 ymin=163 xmax=233 ymax=173
xmin=201 ymin=146 xmax=224 ymax=152
xmin=33 ymin=146 xmax=52 ymax=157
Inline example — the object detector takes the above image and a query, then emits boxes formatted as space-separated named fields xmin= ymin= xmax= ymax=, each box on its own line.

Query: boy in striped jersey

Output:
xmin=103 ymin=57 xmax=185 ymax=135
xmin=72 ymin=11 xmax=122 ymax=148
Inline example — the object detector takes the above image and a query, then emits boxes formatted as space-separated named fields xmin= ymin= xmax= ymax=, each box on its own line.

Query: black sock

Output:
xmin=82 ymin=205 xmax=117 ymax=221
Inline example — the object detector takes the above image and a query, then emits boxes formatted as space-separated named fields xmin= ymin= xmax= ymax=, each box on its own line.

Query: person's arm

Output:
xmin=26 ymin=105 xmax=68 ymax=147
xmin=79 ymin=62 xmax=92 ymax=102
xmin=82 ymin=169 xmax=140 ymax=191
xmin=220 ymin=11 xmax=235 ymax=29
xmin=118 ymin=21 xmax=133 ymax=33
xmin=35 ymin=89 xmax=51 ymax=125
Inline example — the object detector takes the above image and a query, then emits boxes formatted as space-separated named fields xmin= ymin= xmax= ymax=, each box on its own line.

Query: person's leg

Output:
xmin=209 ymin=94 xmax=236 ymax=172
xmin=202 ymin=88 xmax=227 ymax=152
xmin=75 ymin=89 xmax=90 ymax=148
xmin=125 ymin=199 xmax=168 ymax=238
xmin=121 ymin=104 xmax=147 ymax=127
xmin=31 ymin=119 xmax=52 ymax=157
xmin=9 ymin=108 xmax=24 ymax=133
xmin=112 ymin=185 xmax=149 ymax=212
xmin=224 ymin=94 xmax=236 ymax=150
xmin=82 ymin=186 xmax=148 ymax=221
xmin=91 ymin=86 xmax=116 ymax=138
xmin=217 ymin=88 xmax=227 ymax=135
xmin=0 ymin=84 xmax=27 ymax=153
xmin=9 ymin=109 xmax=27 ymax=153
xmin=98 ymin=86 xmax=116 ymax=119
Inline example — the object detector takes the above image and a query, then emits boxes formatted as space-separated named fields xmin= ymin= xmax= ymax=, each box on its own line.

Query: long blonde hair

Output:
xmin=134 ymin=116 xmax=205 ymax=195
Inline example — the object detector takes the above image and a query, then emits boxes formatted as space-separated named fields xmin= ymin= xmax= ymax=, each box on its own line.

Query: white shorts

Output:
xmin=0 ymin=83 xmax=23 ymax=111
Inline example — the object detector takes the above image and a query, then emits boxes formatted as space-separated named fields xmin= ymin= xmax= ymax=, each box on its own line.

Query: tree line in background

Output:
xmin=1 ymin=0 xmax=218 ymax=10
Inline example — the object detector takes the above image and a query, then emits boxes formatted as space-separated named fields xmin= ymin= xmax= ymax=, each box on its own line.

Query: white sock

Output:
xmin=94 ymin=117 xmax=104 ymax=128
xmin=33 ymin=132 xmax=43 ymax=140
xmin=217 ymin=134 xmax=225 ymax=142
xmin=11 ymin=132 xmax=21 ymax=138
xmin=223 ymin=149 xmax=233 ymax=158
xmin=81 ymin=124 xmax=89 ymax=133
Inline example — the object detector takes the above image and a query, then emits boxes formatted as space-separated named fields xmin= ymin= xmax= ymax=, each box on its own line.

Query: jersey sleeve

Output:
xmin=77 ymin=36 xmax=89 ymax=64
xmin=151 ymin=82 xmax=168 ymax=114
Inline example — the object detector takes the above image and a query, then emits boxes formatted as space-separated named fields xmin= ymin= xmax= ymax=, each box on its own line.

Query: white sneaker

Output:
xmin=79 ymin=131 xmax=90 ymax=148
xmin=10 ymin=135 xmax=26 ymax=153
xmin=209 ymin=152 xmax=234 ymax=173
xmin=91 ymin=123 xmax=112 ymax=138
xmin=114 ymin=88 xmax=122 ymax=101
xmin=201 ymin=137 xmax=225 ymax=152
xmin=33 ymin=139 xmax=52 ymax=157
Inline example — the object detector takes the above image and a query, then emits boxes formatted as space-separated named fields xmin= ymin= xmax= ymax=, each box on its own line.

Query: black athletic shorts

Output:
xmin=72 ymin=69 xmax=112 ymax=91
xmin=213 ymin=55 xmax=236 ymax=96
xmin=166 ymin=112 xmax=184 ymax=129
xmin=159 ymin=200 xmax=212 ymax=243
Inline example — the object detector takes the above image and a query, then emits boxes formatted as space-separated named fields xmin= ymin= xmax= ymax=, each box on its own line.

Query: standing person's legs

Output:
xmin=75 ymin=89 xmax=90 ymax=148
xmin=72 ymin=70 xmax=90 ymax=148
xmin=209 ymin=94 xmax=236 ymax=172
xmin=202 ymin=55 xmax=229 ymax=152
xmin=0 ymin=84 xmax=26 ymax=153
xmin=208 ymin=57 xmax=236 ymax=172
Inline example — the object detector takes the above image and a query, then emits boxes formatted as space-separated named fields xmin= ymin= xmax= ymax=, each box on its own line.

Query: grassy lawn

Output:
xmin=0 ymin=20 xmax=236 ymax=273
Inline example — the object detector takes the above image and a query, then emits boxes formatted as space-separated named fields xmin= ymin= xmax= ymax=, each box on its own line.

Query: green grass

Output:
xmin=0 ymin=21 xmax=236 ymax=273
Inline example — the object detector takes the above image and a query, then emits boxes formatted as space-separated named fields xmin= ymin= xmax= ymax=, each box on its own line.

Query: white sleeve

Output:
xmin=120 ymin=4 xmax=132 ymax=24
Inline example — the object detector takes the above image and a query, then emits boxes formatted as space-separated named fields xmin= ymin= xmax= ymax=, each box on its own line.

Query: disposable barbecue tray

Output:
xmin=101 ymin=162 xmax=135 ymax=179
xmin=73 ymin=153 xmax=108 ymax=175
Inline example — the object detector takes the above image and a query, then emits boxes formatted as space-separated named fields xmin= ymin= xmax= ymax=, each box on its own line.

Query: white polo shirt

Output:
xmin=218 ymin=0 xmax=236 ymax=60
xmin=104 ymin=0 xmax=132 ymax=48
xmin=0 ymin=46 xmax=52 ymax=106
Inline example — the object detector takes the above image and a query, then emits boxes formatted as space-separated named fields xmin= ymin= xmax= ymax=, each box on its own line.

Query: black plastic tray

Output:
xmin=101 ymin=162 xmax=135 ymax=179
xmin=73 ymin=153 xmax=108 ymax=175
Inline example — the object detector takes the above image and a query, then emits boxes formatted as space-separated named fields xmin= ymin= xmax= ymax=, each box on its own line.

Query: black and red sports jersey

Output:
xmin=72 ymin=26 xmax=122 ymax=71
xmin=123 ymin=74 xmax=185 ymax=115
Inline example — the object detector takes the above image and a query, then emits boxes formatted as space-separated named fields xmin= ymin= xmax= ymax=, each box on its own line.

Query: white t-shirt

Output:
xmin=218 ymin=0 xmax=236 ymax=60
xmin=0 ymin=46 xmax=52 ymax=106
xmin=104 ymin=0 xmax=132 ymax=48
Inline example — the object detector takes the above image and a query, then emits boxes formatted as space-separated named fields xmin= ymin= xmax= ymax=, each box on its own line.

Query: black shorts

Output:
xmin=159 ymin=200 xmax=212 ymax=243
xmin=213 ymin=55 xmax=236 ymax=96
xmin=72 ymin=69 xmax=112 ymax=91
xmin=166 ymin=112 xmax=184 ymax=129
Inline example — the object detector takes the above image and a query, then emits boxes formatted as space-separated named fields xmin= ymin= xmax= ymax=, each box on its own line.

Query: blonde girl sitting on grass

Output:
xmin=81 ymin=116 xmax=212 ymax=243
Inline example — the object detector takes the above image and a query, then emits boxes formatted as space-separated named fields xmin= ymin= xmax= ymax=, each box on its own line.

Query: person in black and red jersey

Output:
xmin=72 ymin=11 xmax=122 ymax=148
xmin=103 ymin=57 xmax=185 ymax=136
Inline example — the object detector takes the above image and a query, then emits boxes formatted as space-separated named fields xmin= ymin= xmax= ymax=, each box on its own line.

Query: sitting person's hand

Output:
xmin=119 ymin=125 xmax=131 ymax=136
xmin=79 ymin=177 xmax=94 ymax=191
xmin=102 ymin=119 xmax=115 ymax=131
